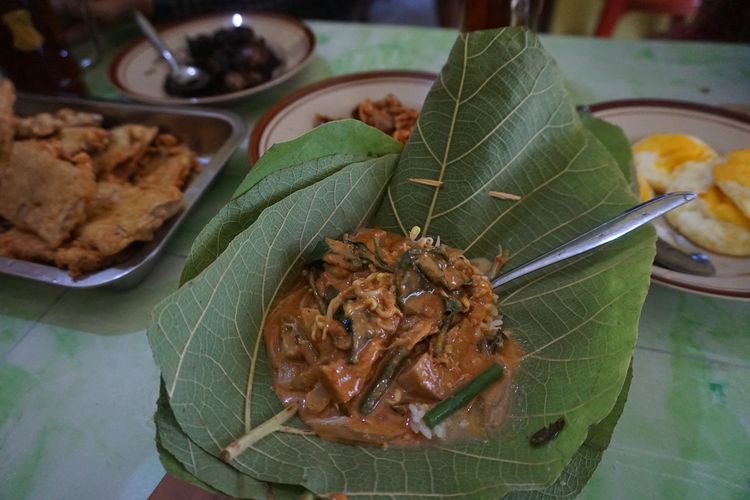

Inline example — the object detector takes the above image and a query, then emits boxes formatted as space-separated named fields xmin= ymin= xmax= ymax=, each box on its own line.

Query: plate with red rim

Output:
xmin=109 ymin=11 xmax=315 ymax=105
xmin=249 ymin=70 xmax=437 ymax=163
xmin=590 ymin=99 xmax=750 ymax=300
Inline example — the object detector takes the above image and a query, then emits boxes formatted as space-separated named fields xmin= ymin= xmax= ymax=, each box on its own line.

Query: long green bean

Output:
xmin=359 ymin=347 xmax=409 ymax=415
xmin=423 ymin=363 xmax=503 ymax=428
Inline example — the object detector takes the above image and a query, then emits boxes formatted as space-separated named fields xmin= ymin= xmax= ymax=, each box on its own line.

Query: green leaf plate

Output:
xmin=147 ymin=27 xmax=654 ymax=499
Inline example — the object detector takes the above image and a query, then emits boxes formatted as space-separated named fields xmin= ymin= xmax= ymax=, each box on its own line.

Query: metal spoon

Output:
xmin=492 ymin=192 xmax=696 ymax=288
xmin=133 ymin=11 xmax=211 ymax=96
xmin=654 ymin=238 xmax=715 ymax=276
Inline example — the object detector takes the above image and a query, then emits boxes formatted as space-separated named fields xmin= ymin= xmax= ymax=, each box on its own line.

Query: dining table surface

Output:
xmin=1 ymin=19 xmax=749 ymax=500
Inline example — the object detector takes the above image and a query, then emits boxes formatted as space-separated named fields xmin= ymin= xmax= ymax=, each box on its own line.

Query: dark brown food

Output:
xmin=529 ymin=417 xmax=566 ymax=447
xmin=165 ymin=26 xmax=281 ymax=97
xmin=264 ymin=228 xmax=522 ymax=445
xmin=315 ymin=94 xmax=419 ymax=144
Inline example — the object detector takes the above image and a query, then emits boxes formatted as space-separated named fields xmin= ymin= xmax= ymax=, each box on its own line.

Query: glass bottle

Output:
xmin=0 ymin=0 xmax=88 ymax=95
xmin=462 ymin=0 xmax=541 ymax=31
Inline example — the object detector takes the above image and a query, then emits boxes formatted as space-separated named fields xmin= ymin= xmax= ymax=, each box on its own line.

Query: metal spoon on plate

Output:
xmin=492 ymin=192 xmax=697 ymax=288
xmin=653 ymin=238 xmax=715 ymax=276
xmin=133 ymin=11 xmax=211 ymax=96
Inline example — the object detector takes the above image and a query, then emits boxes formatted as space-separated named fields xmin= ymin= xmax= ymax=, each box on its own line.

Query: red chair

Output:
xmin=595 ymin=0 xmax=701 ymax=37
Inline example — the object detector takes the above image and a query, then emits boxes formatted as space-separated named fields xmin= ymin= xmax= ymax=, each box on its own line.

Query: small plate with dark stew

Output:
xmin=109 ymin=11 xmax=315 ymax=105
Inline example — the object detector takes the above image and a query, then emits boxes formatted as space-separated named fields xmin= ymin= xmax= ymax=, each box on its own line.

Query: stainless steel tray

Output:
xmin=0 ymin=94 xmax=246 ymax=289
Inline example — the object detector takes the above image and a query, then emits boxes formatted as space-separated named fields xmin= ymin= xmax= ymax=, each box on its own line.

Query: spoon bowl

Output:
xmin=164 ymin=66 xmax=212 ymax=97
xmin=133 ymin=11 xmax=211 ymax=97
xmin=654 ymin=238 xmax=715 ymax=276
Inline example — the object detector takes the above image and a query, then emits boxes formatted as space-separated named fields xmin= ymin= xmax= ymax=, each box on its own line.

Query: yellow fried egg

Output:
xmin=636 ymin=173 xmax=654 ymax=202
xmin=633 ymin=133 xmax=716 ymax=192
xmin=665 ymin=159 xmax=750 ymax=256
xmin=714 ymin=149 xmax=750 ymax=219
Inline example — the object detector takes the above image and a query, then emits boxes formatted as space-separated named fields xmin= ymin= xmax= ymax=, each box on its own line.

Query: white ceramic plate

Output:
xmin=591 ymin=99 xmax=750 ymax=300
xmin=109 ymin=12 xmax=315 ymax=105
xmin=249 ymin=70 xmax=436 ymax=163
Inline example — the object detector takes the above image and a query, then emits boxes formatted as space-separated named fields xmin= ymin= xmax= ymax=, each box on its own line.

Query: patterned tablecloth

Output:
xmin=1 ymin=20 xmax=749 ymax=500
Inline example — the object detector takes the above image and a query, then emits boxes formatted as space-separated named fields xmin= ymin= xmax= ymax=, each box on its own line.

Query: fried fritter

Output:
xmin=0 ymin=227 xmax=56 ymax=263
xmin=135 ymin=142 xmax=199 ymax=190
xmin=15 ymin=108 xmax=103 ymax=139
xmin=0 ymin=79 xmax=14 ymax=163
xmin=95 ymin=124 xmax=158 ymax=177
xmin=53 ymin=246 xmax=114 ymax=276
xmin=0 ymin=82 xmax=198 ymax=278
xmin=59 ymin=126 xmax=110 ymax=158
xmin=55 ymin=181 xmax=183 ymax=276
xmin=55 ymin=108 xmax=104 ymax=127
xmin=0 ymin=140 xmax=96 ymax=247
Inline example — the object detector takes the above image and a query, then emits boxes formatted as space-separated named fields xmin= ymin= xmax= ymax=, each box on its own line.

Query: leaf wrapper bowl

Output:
xmin=147 ymin=28 xmax=655 ymax=499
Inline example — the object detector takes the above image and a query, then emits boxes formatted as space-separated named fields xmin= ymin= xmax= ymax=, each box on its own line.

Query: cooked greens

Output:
xmin=424 ymin=363 xmax=505 ymax=428
xmin=148 ymin=27 xmax=654 ymax=499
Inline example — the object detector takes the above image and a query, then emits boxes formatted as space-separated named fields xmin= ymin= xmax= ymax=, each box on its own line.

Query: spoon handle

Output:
xmin=491 ymin=192 xmax=695 ymax=288
xmin=133 ymin=11 xmax=180 ymax=74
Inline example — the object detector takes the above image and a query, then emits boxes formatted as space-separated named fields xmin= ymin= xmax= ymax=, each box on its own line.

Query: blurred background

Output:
xmin=343 ymin=0 xmax=749 ymax=42
xmin=75 ymin=0 xmax=748 ymax=42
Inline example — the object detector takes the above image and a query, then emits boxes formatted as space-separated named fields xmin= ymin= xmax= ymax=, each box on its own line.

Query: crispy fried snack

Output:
xmin=135 ymin=139 xmax=200 ymax=190
xmin=55 ymin=181 xmax=183 ymax=276
xmin=15 ymin=108 xmax=103 ymax=138
xmin=0 ymin=81 xmax=198 ymax=278
xmin=315 ymin=94 xmax=418 ymax=144
xmin=59 ymin=126 xmax=110 ymax=158
xmin=95 ymin=124 xmax=158 ymax=177
xmin=0 ymin=80 xmax=14 ymax=163
xmin=355 ymin=94 xmax=418 ymax=144
xmin=0 ymin=140 xmax=96 ymax=247
xmin=0 ymin=228 xmax=56 ymax=263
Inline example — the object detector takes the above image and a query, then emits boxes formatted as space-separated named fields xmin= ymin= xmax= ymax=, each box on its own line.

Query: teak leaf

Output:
xmin=148 ymin=27 xmax=654 ymax=499
xmin=148 ymin=152 xmax=398 ymax=469
xmin=504 ymin=362 xmax=633 ymax=499
xmin=579 ymin=111 xmax=634 ymax=183
xmin=155 ymin=381 xmax=307 ymax=499
xmin=234 ymin=119 xmax=404 ymax=198
xmin=181 ymin=121 xmax=403 ymax=283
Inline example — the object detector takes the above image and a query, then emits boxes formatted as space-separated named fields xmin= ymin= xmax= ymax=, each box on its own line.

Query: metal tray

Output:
xmin=0 ymin=93 xmax=246 ymax=289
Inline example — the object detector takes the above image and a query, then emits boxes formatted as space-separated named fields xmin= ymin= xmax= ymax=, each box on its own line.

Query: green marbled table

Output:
xmin=1 ymin=21 xmax=748 ymax=500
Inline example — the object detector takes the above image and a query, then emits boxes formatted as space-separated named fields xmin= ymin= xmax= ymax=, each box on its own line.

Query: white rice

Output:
xmin=409 ymin=403 xmax=447 ymax=440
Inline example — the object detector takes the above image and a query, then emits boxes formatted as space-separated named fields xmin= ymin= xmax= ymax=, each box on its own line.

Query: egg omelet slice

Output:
xmin=714 ymin=149 xmax=750 ymax=219
xmin=633 ymin=133 xmax=716 ymax=192
xmin=665 ymin=159 xmax=750 ymax=256
xmin=636 ymin=173 xmax=654 ymax=202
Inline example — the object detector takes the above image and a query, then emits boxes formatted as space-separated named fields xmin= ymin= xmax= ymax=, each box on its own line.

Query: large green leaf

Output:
xmin=157 ymin=442 xmax=225 ymax=495
xmin=154 ymin=369 xmax=631 ymax=500
xmin=233 ymin=119 xmax=403 ymax=198
xmin=501 ymin=111 xmax=636 ymax=500
xmin=148 ymin=27 xmax=654 ymax=499
xmin=579 ymin=111 xmax=633 ymax=183
xmin=363 ymin=28 xmax=651 ymax=496
xmin=181 ymin=121 xmax=402 ymax=283
xmin=148 ymin=151 xmax=399 ymax=486
xmin=155 ymin=381 xmax=308 ymax=499
xmin=504 ymin=363 xmax=633 ymax=500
